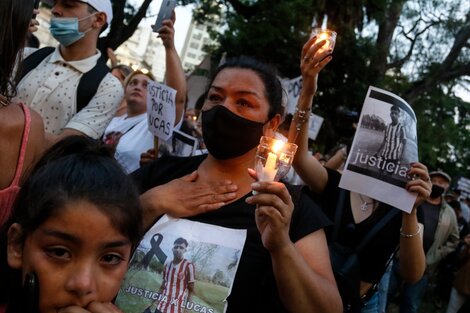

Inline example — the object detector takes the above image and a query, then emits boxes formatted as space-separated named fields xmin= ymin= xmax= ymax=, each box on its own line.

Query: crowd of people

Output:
xmin=0 ymin=1 xmax=469 ymax=313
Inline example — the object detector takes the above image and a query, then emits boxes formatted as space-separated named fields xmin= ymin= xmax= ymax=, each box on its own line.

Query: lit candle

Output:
xmin=259 ymin=140 xmax=284 ymax=182
xmin=260 ymin=152 xmax=278 ymax=181
xmin=311 ymin=28 xmax=337 ymax=53
xmin=317 ymin=32 xmax=330 ymax=49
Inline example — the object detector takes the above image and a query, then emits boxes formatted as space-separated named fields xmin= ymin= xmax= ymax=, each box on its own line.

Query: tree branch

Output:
xmin=404 ymin=14 xmax=470 ymax=102
xmin=369 ymin=0 xmax=406 ymax=80
xmin=388 ymin=19 xmax=440 ymax=69
xmin=442 ymin=63 xmax=470 ymax=81
xmin=99 ymin=0 xmax=153 ymax=59
xmin=441 ymin=12 xmax=470 ymax=69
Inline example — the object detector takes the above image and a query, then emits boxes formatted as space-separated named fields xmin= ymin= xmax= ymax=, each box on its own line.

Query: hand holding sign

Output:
xmin=147 ymin=81 xmax=176 ymax=142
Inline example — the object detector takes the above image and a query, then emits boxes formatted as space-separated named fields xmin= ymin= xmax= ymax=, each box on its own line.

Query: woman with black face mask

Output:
xmin=129 ymin=37 xmax=342 ymax=313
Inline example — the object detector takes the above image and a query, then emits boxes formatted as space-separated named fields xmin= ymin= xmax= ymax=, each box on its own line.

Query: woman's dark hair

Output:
xmin=12 ymin=136 xmax=143 ymax=248
xmin=207 ymin=56 xmax=284 ymax=120
xmin=0 ymin=136 xmax=143 ymax=310
xmin=0 ymin=0 xmax=33 ymax=99
xmin=25 ymin=33 xmax=40 ymax=49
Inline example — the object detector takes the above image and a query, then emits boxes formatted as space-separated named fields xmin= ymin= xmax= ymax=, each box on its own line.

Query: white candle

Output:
xmin=260 ymin=152 xmax=278 ymax=181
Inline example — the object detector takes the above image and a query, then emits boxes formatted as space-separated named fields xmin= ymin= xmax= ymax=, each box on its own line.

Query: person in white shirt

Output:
xmin=103 ymin=12 xmax=186 ymax=173
xmin=15 ymin=0 xmax=123 ymax=146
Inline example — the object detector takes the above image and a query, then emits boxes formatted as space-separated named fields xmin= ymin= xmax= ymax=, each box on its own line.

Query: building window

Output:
xmin=192 ymin=33 xmax=202 ymax=40
xmin=187 ymin=52 xmax=197 ymax=59
xmin=190 ymin=42 xmax=199 ymax=49
xmin=195 ymin=24 xmax=205 ymax=30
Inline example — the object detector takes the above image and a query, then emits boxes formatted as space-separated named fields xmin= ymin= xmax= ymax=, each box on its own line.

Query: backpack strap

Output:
xmin=18 ymin=47 xmax=55 ymax=82
xmin=19 ymin=46 xmax=110 ymax=113
xmin=76 ymin=60 xmax=109 ymax=112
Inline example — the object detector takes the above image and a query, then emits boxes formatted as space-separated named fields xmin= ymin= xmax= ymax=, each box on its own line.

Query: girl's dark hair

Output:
xmin=13 ymin=136 xmax=143 ymax=248
xmin=207 ymin=56 xmax=284 ymax=120
xmin=0 ymin=136 xmax=143 ymax=310
xmin=0 ymin=0 xmax=33 ymax=99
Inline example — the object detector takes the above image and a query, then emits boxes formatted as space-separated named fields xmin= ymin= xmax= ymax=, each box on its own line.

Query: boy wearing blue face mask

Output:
xmin=15 ymin=0 xmax=124 ymax=147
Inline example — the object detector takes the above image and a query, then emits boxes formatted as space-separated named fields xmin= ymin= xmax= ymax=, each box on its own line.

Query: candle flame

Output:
xmin=272 ymin=140 xmax=284 ymax=153
xmin=318 ymin=32 xmax=329 ymax=41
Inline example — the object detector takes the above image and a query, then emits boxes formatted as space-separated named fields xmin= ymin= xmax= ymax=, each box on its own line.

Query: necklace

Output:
xmin=358 ymin=194 xmax=376 ymax=212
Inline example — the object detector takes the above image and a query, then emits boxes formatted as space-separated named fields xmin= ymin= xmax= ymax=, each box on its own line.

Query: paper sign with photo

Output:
xmin=171 ymin=129 xmax=198 ymax=156
xmin=116 ymin=215 xmax=247 ymax=313
xmin=147 ymin=81 xmax=176 ymax=141
xmin=339 ymin=86 xmax=418 ymax=213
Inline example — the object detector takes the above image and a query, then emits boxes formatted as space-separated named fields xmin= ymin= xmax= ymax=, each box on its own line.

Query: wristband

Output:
xmin=293 ymin=106 xmax=311 ymax=131
xmin=400 ymin=224 xmax=422 ymax=238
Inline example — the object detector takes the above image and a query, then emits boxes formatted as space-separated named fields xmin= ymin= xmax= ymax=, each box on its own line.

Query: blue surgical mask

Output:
xmin=50 ymin=14 xmax=95 ymax=47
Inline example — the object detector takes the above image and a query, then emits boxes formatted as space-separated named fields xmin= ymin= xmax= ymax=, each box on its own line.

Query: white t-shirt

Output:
xmin=104 ymin=113 xmax=153 ymax=173
xmin=104 ymin=113 xmax=186 ymax=173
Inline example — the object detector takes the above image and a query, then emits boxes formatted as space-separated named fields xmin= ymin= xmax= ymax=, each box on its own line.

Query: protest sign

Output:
xmin=339 ymin=86 xmax=419 ymax=213
xmin=457 ymin=176 xmax=470 ymax=198
xmin=282 ymin=76 xmax=325 ymax=140
xmin=172 ymin=130 xmax=198 ymax=156
xmin=281 ymin=76 xmax=303 ymax=114
xmin=147 ymin=81 xmax=176 ymax=141
xmin=308 ymin=113 xmax=324 ymax=140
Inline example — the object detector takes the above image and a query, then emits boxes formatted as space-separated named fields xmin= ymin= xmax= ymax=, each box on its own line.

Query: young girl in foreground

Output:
xmin=0 ymin=136 xmax=143 ymax=313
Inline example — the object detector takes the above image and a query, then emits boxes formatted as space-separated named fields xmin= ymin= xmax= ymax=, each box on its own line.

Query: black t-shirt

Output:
xmin=132 ymin=154 xmax=331 ymax=312
xmin=419 ymin=201 xmax=441 ymax=253
xmin=310 ymin=167 xmax=403 ymax=284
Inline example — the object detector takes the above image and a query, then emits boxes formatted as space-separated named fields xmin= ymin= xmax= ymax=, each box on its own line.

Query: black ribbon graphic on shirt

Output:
xmin=141 ymin=233 xmax=167 ymax=268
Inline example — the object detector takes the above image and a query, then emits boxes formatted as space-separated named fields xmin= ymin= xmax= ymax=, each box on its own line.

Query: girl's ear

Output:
xmin=7 ymin=223 xmax=24 ymax=269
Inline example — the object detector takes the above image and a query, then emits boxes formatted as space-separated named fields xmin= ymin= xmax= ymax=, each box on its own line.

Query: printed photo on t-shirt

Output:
xmin=116 ymin=215 xmax=247 ymax=313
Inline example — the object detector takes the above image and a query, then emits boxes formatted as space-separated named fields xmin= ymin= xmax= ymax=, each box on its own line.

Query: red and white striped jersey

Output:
xmin=157 ymin=259 xmax=195 ymax=313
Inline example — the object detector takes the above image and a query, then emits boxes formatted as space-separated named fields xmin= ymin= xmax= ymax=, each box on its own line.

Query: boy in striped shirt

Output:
xmin=146 ymin=237 xmax=195 ymax=313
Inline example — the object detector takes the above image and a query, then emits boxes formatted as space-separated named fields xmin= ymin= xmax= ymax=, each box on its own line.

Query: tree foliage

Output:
xmin=178 ymin=0 xmax=470 ymax=177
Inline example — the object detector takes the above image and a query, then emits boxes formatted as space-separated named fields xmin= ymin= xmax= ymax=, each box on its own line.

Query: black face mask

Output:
xmin=430 ymin=184 xmax=445 ymax=199
xmin=202 ymin=105 xmax=266 ymax=160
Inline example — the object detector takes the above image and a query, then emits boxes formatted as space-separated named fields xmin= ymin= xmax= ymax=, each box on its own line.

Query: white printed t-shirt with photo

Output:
xmin=116 ymin=215 xmax=247 ymax=313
